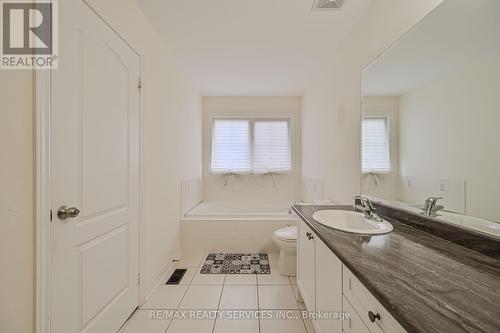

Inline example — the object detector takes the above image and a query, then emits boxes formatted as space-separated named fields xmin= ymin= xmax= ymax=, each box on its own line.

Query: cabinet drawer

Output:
xmin=343 ymin=265 xmax=407 ymax=333
xmin=343 ymin=296 xmax=371 ymax=333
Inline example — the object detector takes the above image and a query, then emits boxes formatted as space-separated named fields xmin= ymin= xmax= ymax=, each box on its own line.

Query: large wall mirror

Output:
xmin=360 ymin=0 xmax=500 ymax=237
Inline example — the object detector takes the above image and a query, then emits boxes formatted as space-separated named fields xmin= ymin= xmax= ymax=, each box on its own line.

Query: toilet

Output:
xmin=273 ymin=225 xmax=298 ymax=276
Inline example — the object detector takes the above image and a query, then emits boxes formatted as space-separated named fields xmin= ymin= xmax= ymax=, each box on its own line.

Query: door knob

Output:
xmin=57 ymin=206 xmax=80 ymax=221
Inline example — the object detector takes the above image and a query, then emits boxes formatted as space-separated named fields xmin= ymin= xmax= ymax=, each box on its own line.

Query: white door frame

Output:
xmin=35 ymin=2 xmax=145 ymax=332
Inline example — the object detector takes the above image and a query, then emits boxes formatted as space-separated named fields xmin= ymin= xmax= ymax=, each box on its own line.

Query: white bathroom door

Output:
xmin=50 ymin=1 xmax=140 ymax=332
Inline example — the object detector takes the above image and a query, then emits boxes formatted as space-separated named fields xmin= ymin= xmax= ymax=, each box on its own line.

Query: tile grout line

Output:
xmin=163 ymin=274 xmax=192 ymax=333
xmin=257 ymin=272 xmax=261 ymax=333
xmin=211 ymin=273 xmax=226 ymax=333
xmin=163 ymin=255 xmax=204 ymax=333
xmin=290 ymin=277 xmax=309 ymax=333
xmin=172 ymin=254 xmax=215 ymax=332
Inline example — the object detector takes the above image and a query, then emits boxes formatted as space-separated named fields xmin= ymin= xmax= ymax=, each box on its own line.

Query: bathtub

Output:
xmin=181 ymin=200 xmax=298 ymax=254
xmin=184 ymin=200 xmax=296 ymax=220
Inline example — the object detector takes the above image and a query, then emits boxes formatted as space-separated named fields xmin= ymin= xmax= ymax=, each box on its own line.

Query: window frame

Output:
xmin=208 ymin=112 xmax=295 ymax=174
xmin=361 ymin=115 xmax=392 ymax=174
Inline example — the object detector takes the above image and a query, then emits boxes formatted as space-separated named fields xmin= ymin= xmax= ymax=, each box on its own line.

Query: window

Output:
xmin=253 ymin=120 xmax=291 ymax=173
xmin=362 ymin=116 xmax=391 ymax=173
xmin=211 ymin=120 xmax=251 ymax=173
xmin=211 ymin=118 xmax=292 ymax=173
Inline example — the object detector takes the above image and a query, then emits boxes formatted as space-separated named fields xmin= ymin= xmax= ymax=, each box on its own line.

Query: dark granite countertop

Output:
xmin=292 ymin=204 xmax=500 ymax=333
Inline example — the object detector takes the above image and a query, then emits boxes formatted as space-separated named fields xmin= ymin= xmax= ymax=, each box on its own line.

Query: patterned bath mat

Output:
xmin=200 ymin=253 xmax=271 ymax=274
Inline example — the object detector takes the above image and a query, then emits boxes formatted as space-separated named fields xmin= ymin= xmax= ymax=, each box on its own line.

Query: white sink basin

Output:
xmin=312 ymin=210 xmax=393 ymax=235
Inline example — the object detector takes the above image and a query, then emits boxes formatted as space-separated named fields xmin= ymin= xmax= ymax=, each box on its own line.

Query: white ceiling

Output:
xmin=137 ymin=0 xmax=372 ymax=95
xmin=362 ymin=0 xmax=500 ymax=97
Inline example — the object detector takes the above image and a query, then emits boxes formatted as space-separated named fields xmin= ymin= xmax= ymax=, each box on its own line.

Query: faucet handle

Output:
xmin=421 ymin=197 xmax=444 ymax=217
xmin=354 ymin=196 xmax=375 ymax=211
xmin=354 ymin=196 xmax=383 ymax=222
xmin=425 ymin=196 xmax=443 ymax=203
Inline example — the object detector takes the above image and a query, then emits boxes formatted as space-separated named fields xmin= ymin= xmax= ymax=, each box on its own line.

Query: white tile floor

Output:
xmin=120 ymin=254 xmax=314 ymax=333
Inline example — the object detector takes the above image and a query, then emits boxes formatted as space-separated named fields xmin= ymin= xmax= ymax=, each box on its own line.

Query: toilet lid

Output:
xmin=274 ymin=226 xmax=297 ymax=241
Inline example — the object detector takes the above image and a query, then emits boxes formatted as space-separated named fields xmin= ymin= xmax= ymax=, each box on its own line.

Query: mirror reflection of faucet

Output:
xmin=420 ymin=197 xmax=444 ymax=217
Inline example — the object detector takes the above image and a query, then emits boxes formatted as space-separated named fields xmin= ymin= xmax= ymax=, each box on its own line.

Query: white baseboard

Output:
xmin=142 ymin=251 xmax=180 ymax=305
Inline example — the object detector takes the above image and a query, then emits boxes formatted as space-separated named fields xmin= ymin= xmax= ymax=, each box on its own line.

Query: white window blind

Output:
xmin=211 ymin=119 xmax=251 ymax=173
xmin=362 ymin=117 xmax=391 ymax=173
xmin=210 ymin=118 xmax=292 ymax=174
xmin=253 ymin=120 xmax=291 ymax=173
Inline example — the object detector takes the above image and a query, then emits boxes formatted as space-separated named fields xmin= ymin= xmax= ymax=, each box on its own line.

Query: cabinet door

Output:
xmin=343 ymin=296 xmax=371 ymax=333
xmin=297 ymin=220 xmax=315 ymax=312
xmin=315 ymin=240 xmax=343 ymax=333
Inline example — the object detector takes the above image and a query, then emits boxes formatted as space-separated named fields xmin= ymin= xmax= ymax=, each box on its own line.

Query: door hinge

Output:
xmin=138 ymin=78 xmax=142 ymax=90
xmin=50 ymin=209 xmax=53 ymax=222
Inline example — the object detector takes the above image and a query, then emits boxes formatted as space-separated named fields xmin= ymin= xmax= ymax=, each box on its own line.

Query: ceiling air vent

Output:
xmin=312 ymin=0 xmax=345 ymax=11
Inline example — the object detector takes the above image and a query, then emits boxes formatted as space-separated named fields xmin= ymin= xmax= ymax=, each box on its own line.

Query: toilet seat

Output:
xmin=274 ymin=226 xmax=297 ymax=242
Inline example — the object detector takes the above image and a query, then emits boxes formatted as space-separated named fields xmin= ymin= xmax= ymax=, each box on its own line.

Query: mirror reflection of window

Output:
xmin=362 ymin=116 xmax=391 ymax=174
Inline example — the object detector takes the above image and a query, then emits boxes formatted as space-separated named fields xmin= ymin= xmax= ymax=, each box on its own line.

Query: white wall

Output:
xmin=399 ymin=52 xmax=500 ymax=222
xmin=0 ymin=71 xmax=34 ymax=333
xmin=202 ymin=96 xmax=302 ymax=202
xmin=361 ymin=96 xmax=399 ymax=200
xmin=180 ymin=94 xmax=203 ymax=182
xmin=302 ymin=0 xmax=443 ymax=204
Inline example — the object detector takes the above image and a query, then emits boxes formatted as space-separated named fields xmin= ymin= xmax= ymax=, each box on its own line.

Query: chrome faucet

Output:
xmin=354 ymin=196 xmax=383 ymax=222
xmin=421 ymin=197 xmax=444 ymax=217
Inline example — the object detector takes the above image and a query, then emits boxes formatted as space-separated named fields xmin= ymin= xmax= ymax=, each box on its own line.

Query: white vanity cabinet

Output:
xmin=315 ymin=238 xmax=343 ymax=333
xmin=297 ymin=219 xmax=316 ymax=312
xmin=297 ymin=220 xmax=407 ymax=333
xmin=297 ymin=220 xmax=343 ymax=333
